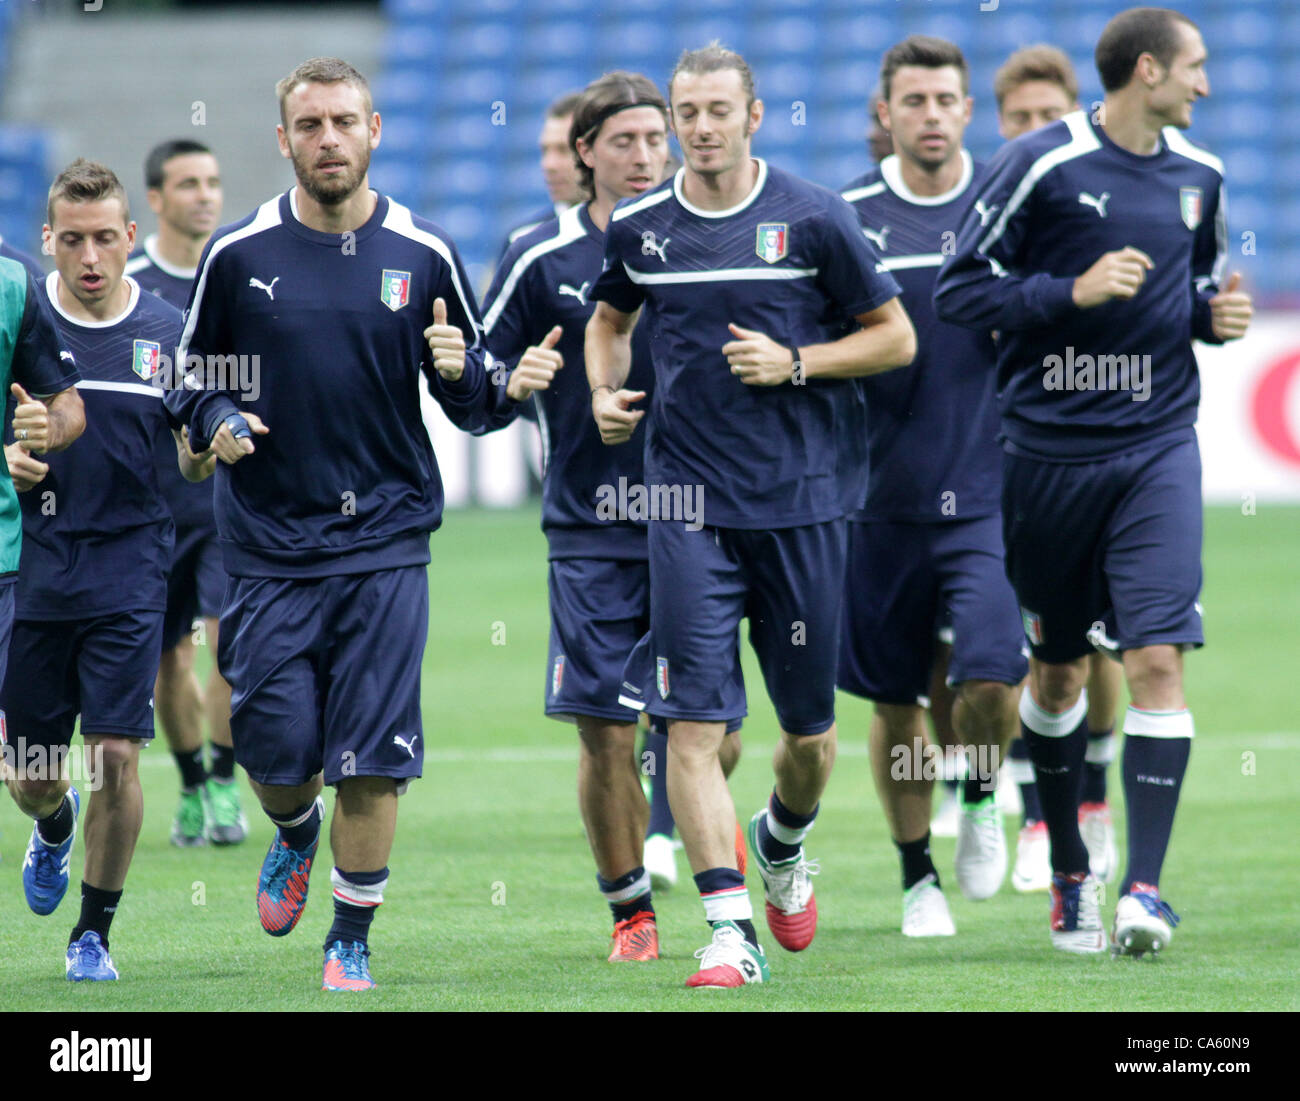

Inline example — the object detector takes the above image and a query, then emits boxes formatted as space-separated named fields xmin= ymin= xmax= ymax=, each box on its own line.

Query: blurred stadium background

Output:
xmin=1 ymin=0 xmax=1295 ymax=510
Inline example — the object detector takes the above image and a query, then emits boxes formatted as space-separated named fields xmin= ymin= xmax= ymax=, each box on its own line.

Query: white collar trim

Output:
xmin=674 ymin=158 xmax=768 ymax=219
xmin=45 ymin=271 xmax=141 ymax=328
xmin=880 ymin=149 xmax=973 ymax=206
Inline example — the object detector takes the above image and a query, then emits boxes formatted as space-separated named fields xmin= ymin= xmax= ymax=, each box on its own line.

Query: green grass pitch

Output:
xmin=1 ymin=505 xmax=1296 ymax=1011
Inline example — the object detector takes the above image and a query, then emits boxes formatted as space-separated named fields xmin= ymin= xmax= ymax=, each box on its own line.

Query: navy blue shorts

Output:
xmin=218 ymin=567 xmax=428 ymax=787
xmin=839 ymin=516 xmax=1029 ymax=705
xmin=620 ymin=631 xmax=746 ymax=732
xmin=546 ymin=557 xmax=649 ymax=723
xmin=644 ymin=519 xmax=846 ymax=736
xmin=162 ymin=522 xmax=227 ymax=651
xmin=1002 ymin=430 xmax=1204 ymax=664
xmin=0 ymin=610 xmax=162 ymax=749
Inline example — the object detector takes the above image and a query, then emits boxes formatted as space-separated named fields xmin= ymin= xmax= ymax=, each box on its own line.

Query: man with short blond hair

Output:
xmin=587 ymin=43 xmax=914 ymax=988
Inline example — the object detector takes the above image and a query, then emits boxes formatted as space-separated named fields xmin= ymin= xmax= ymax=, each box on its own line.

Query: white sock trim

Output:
xmin=701 ymin=885 xmax=753 ymax=924
xmin=1019 ymin=687 xmax=1088 ymax=738
xmin=269 ymin=797 xmax=321 ymax=830
xmin=331 ymin=867 xmax=388 ymax=908
xmin=600 ymin=869 xmax=651 ymax=904
xmin=1123 ymin=707 xmax=1194 ymax=739
xmin=766 ymin=807 xmax=814 ymax=846
xmin=1085 ymin=731 xmax=1118 ymax=764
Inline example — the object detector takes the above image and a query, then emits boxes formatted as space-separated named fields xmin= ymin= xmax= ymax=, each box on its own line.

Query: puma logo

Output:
xmin=863 ymin=225 xmax=890 ymax=251
xmin=974 ymin=199 xmax=1000 ymax=227
xmin=1078 ymin=191 xmax=1110 ymax=218
xmin=393 ymin=734 xmax=419 ymax=758
xmin=640 ymin=231 xmax=669 ymax=262
xmin=249 ymin=276 xmax=280 ymax=299
xmin=558 ymin=280 xmax=590 ymax=305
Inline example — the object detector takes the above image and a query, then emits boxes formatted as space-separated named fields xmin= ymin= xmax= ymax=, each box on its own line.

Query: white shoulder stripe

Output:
xmin=483 ymin=204 xmax=587 ymax=335
xmin=611 ymin=187 xmax=674 ymax=222
xmin=177 ymin=196 xmax=283 ymax=366
xmin=1162 ymin=127 xmax=1224 ymax=177
xmin=382 ymin=198 xmax=483 ymax=348
xmin=622 ymin=263 xmax=817 ymax=286
xmin=76 ymin=379 xmax=164 ymax=399
xmin=879 ymin=254 xmax=944 ymax=271
xmin=979 ymin=110 xmax=1100 ymax=255
xmin=841 ymin=181 xmax=886 ymax=203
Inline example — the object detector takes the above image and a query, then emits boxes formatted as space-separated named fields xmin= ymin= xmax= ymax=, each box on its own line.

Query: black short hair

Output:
xmin=1095 ymin=7 xmax=1198 ymax=93
xmin=145 ymin=139 xmax=213 ymax=190
xmin=879 ymin=35 xmax=969 ymax=104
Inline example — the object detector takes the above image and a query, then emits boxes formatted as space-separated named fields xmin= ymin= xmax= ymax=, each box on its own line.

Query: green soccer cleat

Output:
xmin=205 ymin=777 xmax=248 ymax=846
xmin=170 ymin=785 xmax=210 ymax=848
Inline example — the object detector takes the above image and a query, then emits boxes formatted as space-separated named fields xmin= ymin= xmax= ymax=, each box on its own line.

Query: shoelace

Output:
xmin=31 ymin=842 xmax=68 ymax=886
xmin=970 ymin=805 xmax=1004 ymax=857
xmin=693 ymin=926 xmax=744 ymax=966
xmin=768 ymin=858 xmax=820 ymax=908
xmin=330 ymin=942 xmax=370 ymax=979
xmin=75 ymin=937 xmax=106 ymax=969
xmin=263 ymin=841 xmax=310 ymax=894
xmin=1134 ymin=893 xmax=1180 ymax=927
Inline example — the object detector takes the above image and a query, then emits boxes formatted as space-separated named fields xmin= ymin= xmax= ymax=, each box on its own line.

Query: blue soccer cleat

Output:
xmin=323 ymin=940 xmax=375 ymax=991
xmin=257 ymin=796 xmax=323 ymax=936
xmin=66 ymin=931 xmax=119 ymax=981
xmin=23 ymin=787 xmax=80 ymax=916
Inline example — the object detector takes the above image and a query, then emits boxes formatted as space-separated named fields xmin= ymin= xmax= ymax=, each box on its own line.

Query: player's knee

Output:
xmin=1124 ymin=645 xmax=1183 ymax=702
xmin=665 ymin=721 xmax=726 ymax=764
xmin=1031 ymin=660 xmax=1087 ymax=711
xmin=957 ymin=679 xmax=1018 ymax=721
xmin=874 ymin=703 xmax=924 ymax=744
xmin=11 ymin=775 xmax=65 ymax=814
xmin=779 ymin=724 xmax=835 ymax=765
xmin=84 ymin=737 xmax=139 ymax=791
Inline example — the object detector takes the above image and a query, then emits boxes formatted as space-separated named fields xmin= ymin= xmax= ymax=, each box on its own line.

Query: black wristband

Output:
xmin=788 ymin=346 xmax=803 ymax=380
xmin=590 ymin=384 xmax=615 ymax=401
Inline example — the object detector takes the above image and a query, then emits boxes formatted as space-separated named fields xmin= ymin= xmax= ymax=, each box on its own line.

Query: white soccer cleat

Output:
xmin=1049 ymin=872 xmax=1106 ymax=954
xmin=1011 ymin=820 xmax=1052 ymax=893
xmin=930 ymin=787 xmax=961 ymax=838
xmin=643 ymin=833 xmax=678 ymax=891
xmin=902 ymin=873 xmax=956 ymax=937
xmin=1079 ymin=801 xmax=1118 ymax=883
xmin=954 ymin=798 xmax=1007 ymax=900
xmin=685 ymin=920 xmax=770 ymax=988
xmin=1112 ymin=885 xmax=1179 ymax=958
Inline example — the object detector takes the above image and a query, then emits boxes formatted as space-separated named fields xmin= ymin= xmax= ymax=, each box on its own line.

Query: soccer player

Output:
xmin=125 ymin=139 xmax=246 ymax=848
xmin=587 ymin=43 xmax=914 ymax=987
xmin=498 ymin=91 xmax=585 ymax=255
xmin=935 ymin=7 xmax=1251 ymax=955
xmin=992 ymin=44 xmax=1122 ymax=893
xmin=479 ymin=71 xmax=673 ymax=960
xmin=837 ymin=36 xmax=1028 ymax=936
xmin=165 ymin=57 xmax=491 ymax=992
xmin=2 ymin=160 xmax=188 ymax=981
